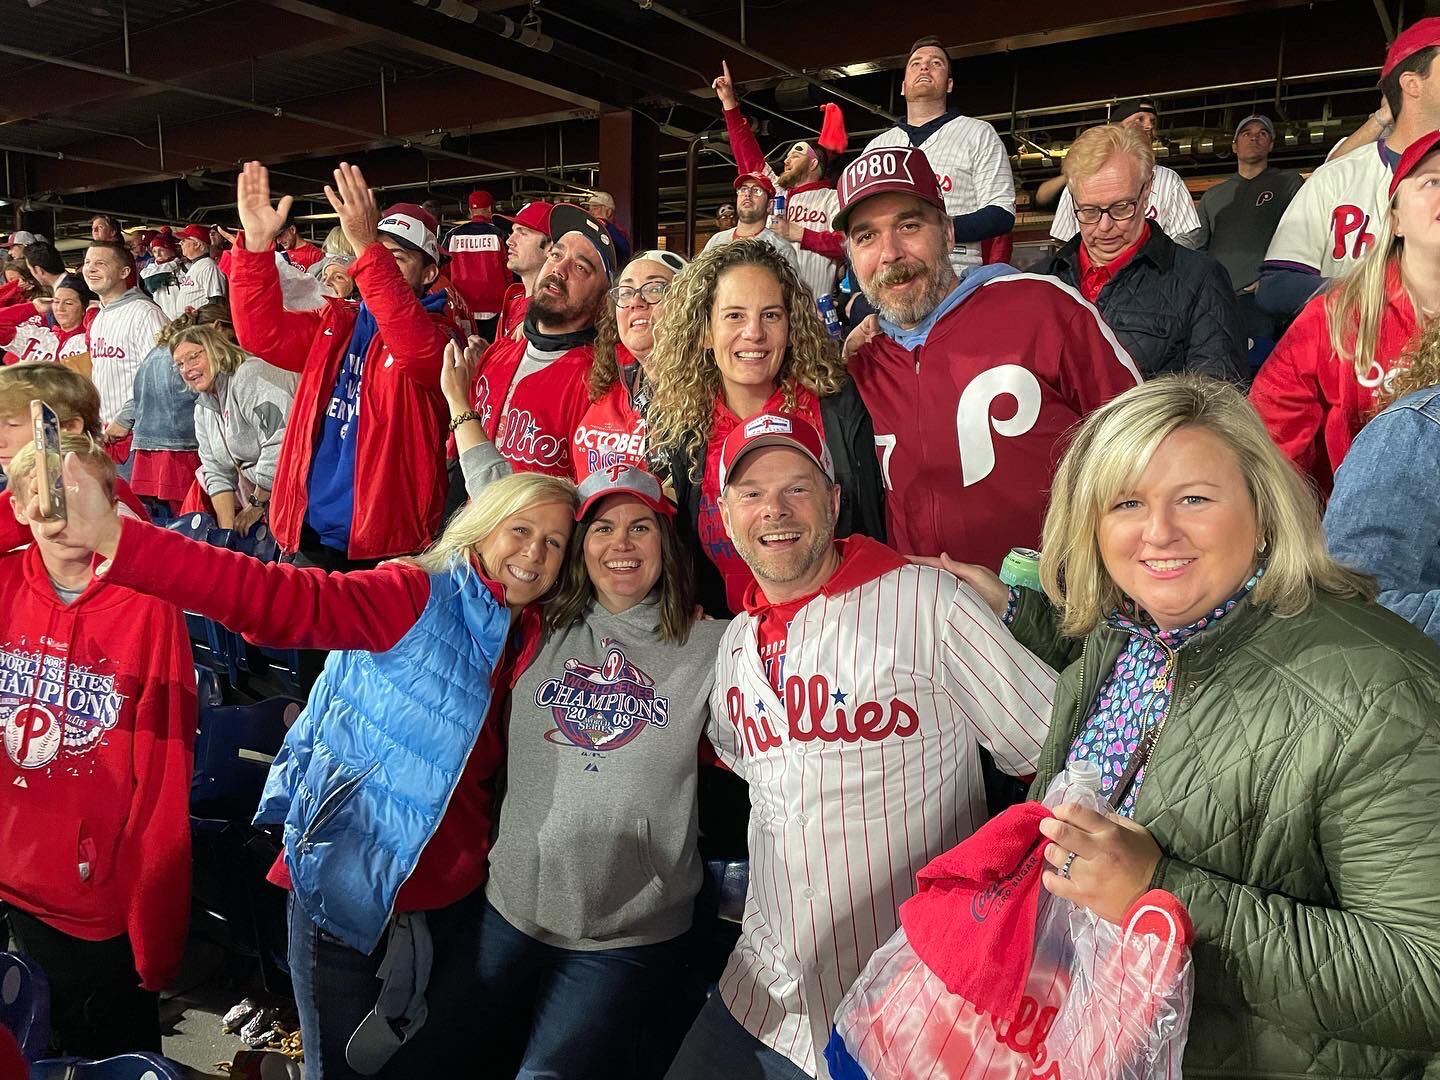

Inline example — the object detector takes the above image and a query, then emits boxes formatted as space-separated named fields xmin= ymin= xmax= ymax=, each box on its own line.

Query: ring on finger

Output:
xmin=1059 ymin=851 xmax=1078 ymax=880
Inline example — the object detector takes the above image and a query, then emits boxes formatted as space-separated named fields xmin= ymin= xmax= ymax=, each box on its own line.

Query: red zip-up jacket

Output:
xmin=229 ymin=243 xmax=458 ymax=560
xmin=470 ymin=334 xmax=594 ymax=478
xmin=850 ymin=272 xmax=1141 ymax=567
xmin=1249 ymin=262 xmax=1415 ymax=499
xmin=100 ymin=517 xmax=545 ymax=915
xmin=0 ymin=544 xmax=195 ymax=990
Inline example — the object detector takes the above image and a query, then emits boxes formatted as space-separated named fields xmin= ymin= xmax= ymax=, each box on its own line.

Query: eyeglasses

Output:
xmin=610 ymin=281 xmax=670 ymax=308
xmin=736 ymin=185 xmax=769 ymax=199
xmin=1073 ymin=186 xmax=1149 ymax=225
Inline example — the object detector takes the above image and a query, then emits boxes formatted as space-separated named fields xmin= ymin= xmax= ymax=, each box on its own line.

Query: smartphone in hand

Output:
xmin=30 ymin=399 xmax=66 ymax=523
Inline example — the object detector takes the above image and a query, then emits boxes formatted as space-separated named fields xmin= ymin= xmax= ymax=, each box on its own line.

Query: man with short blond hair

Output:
xmin=1045 ymin=124 xmax=1245 ymax=381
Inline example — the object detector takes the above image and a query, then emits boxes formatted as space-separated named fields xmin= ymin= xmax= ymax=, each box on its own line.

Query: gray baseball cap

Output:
xmin=1233 ymin=114 xmax=1275 ymax=141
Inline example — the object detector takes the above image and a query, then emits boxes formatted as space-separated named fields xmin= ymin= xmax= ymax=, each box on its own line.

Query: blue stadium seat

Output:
xmin=191 ymin=695 xmax=303 ymax=820
xmin=0 ymin=950 xmax=50 ymax=1061
xmin=703 ymin=859 xmax=749 ymax=924
xmin=30 ymin=1052 xmax=187 ymax=1080
xmin=164 ymin=511 xmax=216 ymax=545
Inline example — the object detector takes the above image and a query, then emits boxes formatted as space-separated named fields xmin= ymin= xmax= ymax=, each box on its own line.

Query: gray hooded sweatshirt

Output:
xmin=193 ymin=357 xmax=298 ymax=496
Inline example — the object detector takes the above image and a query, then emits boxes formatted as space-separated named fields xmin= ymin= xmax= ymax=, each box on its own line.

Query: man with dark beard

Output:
xmin=837 ymin=146 xmax=1142 ymax=567
xmin=465 ymin=204 xmax=615 ymax=478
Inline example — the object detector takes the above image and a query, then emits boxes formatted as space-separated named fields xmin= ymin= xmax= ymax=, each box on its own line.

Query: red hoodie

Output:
xmin=0 ymin=544 xmax=195 ymax=991
xmin=470 ymin=334 xmax=594 ymax=478
xmin=1249 ymin=261 xmax=1415 ymax=499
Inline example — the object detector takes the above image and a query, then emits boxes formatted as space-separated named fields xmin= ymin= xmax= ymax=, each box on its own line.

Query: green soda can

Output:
xmin=999 ymin=546 xmax=1042 ymax=591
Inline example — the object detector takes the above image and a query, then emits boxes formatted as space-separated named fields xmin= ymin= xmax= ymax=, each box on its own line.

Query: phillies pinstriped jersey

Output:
xmin=1051 ymin=163 xmax=1202 ymax=245
xmin=706 ymin=546 xmax=1056 ymax=1077
xmin=88 ymin=289 xmax=168 ymax=427
xmin=865 ymin=113 xmax=1016 ymax=267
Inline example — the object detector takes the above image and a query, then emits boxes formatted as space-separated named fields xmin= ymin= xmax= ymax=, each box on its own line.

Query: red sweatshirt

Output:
xmin=0 ymin=544 xmax=195 ymax=990
xmin=100 ymin=517 xmax=544 ymax=915
xmin=571 ymin=350 xmax=646 ymax=483
xmin=850 ymin=273 xmax=1140 ymax=567
xmin=470 ymin=335 xmax=594 ymax=478
xmin=1249 ymin=261 xmax=1415 ymax=499
xmin=229 ymin=242 xmax=458 ymax=560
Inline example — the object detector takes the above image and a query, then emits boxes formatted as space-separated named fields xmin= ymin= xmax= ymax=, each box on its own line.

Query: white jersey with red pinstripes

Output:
xmin=706 ymin=560 xmax=1056 ymax=1077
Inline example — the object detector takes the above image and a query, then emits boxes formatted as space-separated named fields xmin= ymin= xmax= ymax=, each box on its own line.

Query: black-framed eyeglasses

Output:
xmin=610 ymin=281 xmax=670 ymax=308
xmin=1074 ymin=184 xmax=1150 ymax=225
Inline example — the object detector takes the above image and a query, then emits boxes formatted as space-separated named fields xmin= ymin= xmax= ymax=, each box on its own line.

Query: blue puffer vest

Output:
xmin=253 ymin=562 xmax=511 ymax=953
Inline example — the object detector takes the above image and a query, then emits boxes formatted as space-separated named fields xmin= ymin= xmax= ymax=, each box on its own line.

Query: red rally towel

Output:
xmin=898 ymin=800 xmax=1052 ymax=1023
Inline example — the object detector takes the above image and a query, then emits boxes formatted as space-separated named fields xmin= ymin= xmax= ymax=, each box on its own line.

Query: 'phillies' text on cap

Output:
xmin=576 ymin=463 xmax=675 ymax=520
xmin=1390 ymin=128 xmax=1440 ymax=197
xmin=832 ymin=146 xmax=946 ymax=233
xmin=377 ymin=203 xmax=440 ymax=264
xmin=1382 ymin=17 xmax=1440 ymax=79
xmin=718 ymin=412 xmax=835 ymax=491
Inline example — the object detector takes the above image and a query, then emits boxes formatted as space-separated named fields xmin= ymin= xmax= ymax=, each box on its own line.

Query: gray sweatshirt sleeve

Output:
xmin=236 ymin=360 xmax=296 ymax=491
xmin=194 ymin=401 xmax=238 ymax=496
xmin=459 ymin=440 xmax=513 ymax=499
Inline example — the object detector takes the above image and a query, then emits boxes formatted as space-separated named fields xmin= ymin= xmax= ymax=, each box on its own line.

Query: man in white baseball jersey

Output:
xmin=1257 ymin=17 xmax=1440 ymax=318
xmin=173 ymin=223 xmax=226 ymax=313
xmin=712 ymin=60 xmax=848 ymax=305
xmin=82 ymin=241 xmax=167 ymax=448
xmin=864 ymin=36 xmax=1016 ymax=273
xmin=665 ymin=413 xmax=1056 ymax=1080
xmin=1040 ymin=97 xmax=1202 ymax=249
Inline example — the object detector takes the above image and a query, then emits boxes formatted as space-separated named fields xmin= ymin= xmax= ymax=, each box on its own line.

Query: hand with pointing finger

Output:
xmin=236 ymin=161 xmax=293 ymax=253
xmin=712 ymin=60 xmax=739 ymax=110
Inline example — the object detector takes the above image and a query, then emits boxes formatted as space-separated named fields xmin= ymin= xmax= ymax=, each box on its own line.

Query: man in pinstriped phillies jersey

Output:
xmin=666 ymin=413 xmax=1056 ymax=1080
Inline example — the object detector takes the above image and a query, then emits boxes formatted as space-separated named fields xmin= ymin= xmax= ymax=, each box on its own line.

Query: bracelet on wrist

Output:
xmin=449 ymin=410 xmax=481 ymax=432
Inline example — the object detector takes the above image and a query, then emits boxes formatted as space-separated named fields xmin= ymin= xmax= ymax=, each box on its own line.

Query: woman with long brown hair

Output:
xmin=644 ymin=237 xmax=885 ymax=614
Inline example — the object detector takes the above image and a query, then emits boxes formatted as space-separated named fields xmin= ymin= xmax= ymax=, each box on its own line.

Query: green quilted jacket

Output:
xmin=1011 ymin=587 xmax=1440 ymax=1079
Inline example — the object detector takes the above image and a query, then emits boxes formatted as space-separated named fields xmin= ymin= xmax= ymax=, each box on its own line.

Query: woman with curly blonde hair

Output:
xmin=1325 ymin=311 xmax=1440 ymax=642
xmin=645 ymin=237 xmax=886 ymax=614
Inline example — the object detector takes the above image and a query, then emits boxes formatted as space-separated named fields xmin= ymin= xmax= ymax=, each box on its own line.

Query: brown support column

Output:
xmin=598 ymin=109 xmax=659 ymax=252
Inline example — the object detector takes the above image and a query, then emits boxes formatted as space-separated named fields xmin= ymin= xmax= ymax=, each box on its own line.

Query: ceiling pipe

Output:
xmin=0 ymin=41 xmax=593 ymax=197
xmin=0 ymin=140 xmax=235 ymax=191
xmin=632 ymin=0 xmax=896 ymax=125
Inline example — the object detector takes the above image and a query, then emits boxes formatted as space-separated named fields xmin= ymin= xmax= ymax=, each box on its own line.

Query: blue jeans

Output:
xmin=471 ymin=898 xmax=682 ymax=1079
xmin=665 ymin=995 xmax=813 ymax=1080
xmin=286 ymin=888 xmax=486 ymax=1080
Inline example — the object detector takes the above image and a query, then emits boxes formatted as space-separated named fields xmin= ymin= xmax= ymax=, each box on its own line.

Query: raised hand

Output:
xmin=25 ymin=452 xmax=122 ymax=560
xmin=712 ymin=60 xmax=739 ymax=110
xmin=325 ymin=161 xmax=381 ymax=257
xmin=236 ymin=161 xmax=293 ymax=253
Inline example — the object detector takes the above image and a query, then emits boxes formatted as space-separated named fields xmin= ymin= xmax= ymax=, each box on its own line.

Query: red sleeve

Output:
xmin=228 ymin=245 xmax=324 ymax=373
xmin=0 ymin=492 xmax=25 ymax=553
xmin=101 ymin=516 xmax=432 ymax=651
xmin=122 ymin=599 xmax=196 ymax=990
xmin=723 ymin=105 xmax=769 ymax=179
xmin=800 ymin=228 xmax=847 ymax=262
xmin=113 ymin=477 xmax=152 ymax=523
xmin=0 ymin=302 xmax=36 ymax=345
xmin=351 ymin=243 xmax=453 ymax=384
xmin=1249 ymin=303 xmax=1326 ymax=476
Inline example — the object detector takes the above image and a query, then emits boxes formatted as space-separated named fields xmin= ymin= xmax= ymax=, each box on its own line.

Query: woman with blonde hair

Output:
xmin=1250 ymin=131 xmax=1440 ymax=497
xmin=30 ymin=461 xmax=577 ymax=1078
xmin=172 ymin=315 xmax=298 ymax=535
xmin=950 ymin=375 xmax=1440 ymax=1079
xmin=1325 ymin=312 xmax=1440 ymax=643
xmin=645 ymin=237 xmax=885 ymax=614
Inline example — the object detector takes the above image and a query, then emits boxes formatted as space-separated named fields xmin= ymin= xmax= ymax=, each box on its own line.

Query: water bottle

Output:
xmin=1043 ymin=758 xmax=1105 ymax=812
xmin=816 ymin=294 xmax=842 ymax=340
xmin=768 ymin=191 xmax=787 ymax=231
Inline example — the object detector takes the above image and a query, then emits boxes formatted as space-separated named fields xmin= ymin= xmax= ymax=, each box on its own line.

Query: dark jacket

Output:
xmin=1046 ymin=226 xmax=1248 ymax=384
xmin=1011 ymin=587 xmax=1440 ymax=1079
xmin=668 ymin=379 xmax=887 ymax=617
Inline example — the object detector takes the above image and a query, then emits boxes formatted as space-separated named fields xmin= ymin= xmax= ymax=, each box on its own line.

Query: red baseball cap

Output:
xmin=497 ymin=201 xmax=554 ymax=236
xmin=149 ymin=230 xmax=178 ymax=252
xmin=468 ymin=190 xmax=494 ymax=212
xmin=1381 ymin=17 xmax=1440 ymax=79
xmin=733 ymin=172 xmax=776 ymax=198
xmin=718 ymin=412 xmax=834 ymax=492
xmin=1390 ymin=129 xmax=1440 ymax=196
xmin=833 ymin=146 xmax=946 ymax=232
xmin=176 ymin=224 xmax=210 ymax=244
xmin=576 ymin=463 xmax=675 ymax=519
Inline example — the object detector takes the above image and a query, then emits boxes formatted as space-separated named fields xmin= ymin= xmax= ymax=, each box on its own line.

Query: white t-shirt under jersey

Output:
xmin=1051 ymin=163 xmax=1201 ymax=246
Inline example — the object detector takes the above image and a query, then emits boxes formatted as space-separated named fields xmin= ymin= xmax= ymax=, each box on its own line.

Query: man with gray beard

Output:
xmin=836 ymin=146 xmax=1142 ymax=566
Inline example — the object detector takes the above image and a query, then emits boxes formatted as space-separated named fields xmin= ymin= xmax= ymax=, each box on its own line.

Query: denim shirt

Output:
xmin=125 ymin=345 xmax=199 ymax=450
xmin=1324 ymin=385 xmax=1440 ymax=644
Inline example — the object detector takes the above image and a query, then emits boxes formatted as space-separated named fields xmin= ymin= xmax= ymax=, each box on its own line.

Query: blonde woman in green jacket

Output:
xmin=947 ymin=376 xmax=1440 ymax=1078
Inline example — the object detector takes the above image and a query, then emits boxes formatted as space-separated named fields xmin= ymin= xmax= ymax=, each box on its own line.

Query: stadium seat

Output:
xmin=0 ymin=950 xmax=50 ymax=1061
xmin=30 ymin=1052 xmax=187 ymax=1080
xmin=164 ymin=511 xmax=216 ymax=545
xmin=191 ymin=695 xmax=302 ymax=820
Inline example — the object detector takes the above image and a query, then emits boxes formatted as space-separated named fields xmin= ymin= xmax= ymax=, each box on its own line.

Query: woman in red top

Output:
xmin=32 ymin=460 xmax=576 ymax=1079
xmin=646 ymin=238 xmax=886 ymax=615
xmin=571 ymin=249 xmax=687 ymax=482
xmin=1250 ymin=131 xmax=1440 ymax=498
xmin=0 ymin=273 xmax=95 ymax=366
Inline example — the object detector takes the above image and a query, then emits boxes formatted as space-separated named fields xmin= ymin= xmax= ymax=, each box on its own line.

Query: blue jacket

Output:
xmin=1324 ymin=385 xmax=1440 ymax=644
xmin=254 ymin=562 xmax=512 ymax=952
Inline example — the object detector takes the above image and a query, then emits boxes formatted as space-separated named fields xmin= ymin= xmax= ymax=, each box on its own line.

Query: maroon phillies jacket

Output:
xmin=470 ymin=332 xmax=594 ymax=478
xmin=443 ymin=219 xmax=513 ymax=318
xmin=229 ymin=243 xmax=458 ymax=560
xmin=0 ymin=545 xmax=195 ymax=990
xmin=850 ymin=271 xmax=1140 ymax=567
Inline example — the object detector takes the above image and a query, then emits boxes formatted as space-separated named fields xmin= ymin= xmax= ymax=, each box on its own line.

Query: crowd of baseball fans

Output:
xmin=1 ymin=21 xmax=1439 ymax=1080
